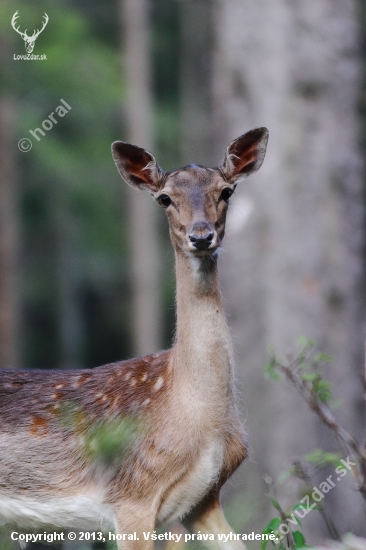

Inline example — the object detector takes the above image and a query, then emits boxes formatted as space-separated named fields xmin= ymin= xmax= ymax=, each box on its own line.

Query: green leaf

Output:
xmin=266 ymin=518 xmax=281 ymax=531
xmin=313 ymin=352 xmax=335 ymax=364
xmin=301 ymin=372 xmax=319 ymax=382
xmin=312 ymin=379 xmax=332 ymax=402
xmin=293 ymin=531 xmax=306 ymax=548
xmin=264 ymin=356 xmax=282 ymax=380
xmin=262 ymin=518 xmax=281 ymax=550
xmin=296 ymin=336 xmax=316 ymax=349
xmin=304 ymin=449 xmax=342 ymax=467
xmin=264 ymin=365 xmax=281 ymax=380
xmin=292 ymin=503 xmax=306 ymax=513
xmin=267 ymin=495 xmax=282 ymax=512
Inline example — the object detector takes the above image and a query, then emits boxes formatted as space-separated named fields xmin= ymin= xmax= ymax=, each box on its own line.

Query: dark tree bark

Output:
xmin=0 ymin=97 xmax=21 ymax=370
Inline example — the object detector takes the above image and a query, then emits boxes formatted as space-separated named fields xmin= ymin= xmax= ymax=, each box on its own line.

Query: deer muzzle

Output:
xmin=189 ymin=222 xmax=217 ymax=251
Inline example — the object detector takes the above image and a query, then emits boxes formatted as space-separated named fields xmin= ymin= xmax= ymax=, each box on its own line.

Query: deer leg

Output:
xmin=114 ymin=505 xmax=155 ymax=550
xmin=164 ymin=522 xmax=186 ymax=550
xmin=181 ymin=490 xmax=246 ymax=550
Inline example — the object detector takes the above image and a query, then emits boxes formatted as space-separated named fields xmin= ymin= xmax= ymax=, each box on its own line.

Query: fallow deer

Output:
xmin=0 ymin=127 xmax=268 ymax=549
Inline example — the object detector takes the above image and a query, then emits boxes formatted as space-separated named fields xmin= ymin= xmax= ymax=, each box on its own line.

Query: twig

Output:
xmin=292 ymin=461 xmax=340 ymax=541
xmin=281 ymin=363 xmax=366 ymax=499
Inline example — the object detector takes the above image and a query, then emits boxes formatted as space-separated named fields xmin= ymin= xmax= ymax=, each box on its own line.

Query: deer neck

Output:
xmin=171 ymin=250 xmax=234 ymax=396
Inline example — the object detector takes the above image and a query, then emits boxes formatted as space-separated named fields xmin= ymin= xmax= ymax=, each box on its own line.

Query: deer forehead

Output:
xmin=167 ymin=165 xmax=222 ymax=188
xmin=162 ymin=167 xmax=225 ymax=209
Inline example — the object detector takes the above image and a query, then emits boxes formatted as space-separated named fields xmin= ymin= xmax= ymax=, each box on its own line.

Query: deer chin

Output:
xmin=186 ymin=246 xmax=220 ymax=259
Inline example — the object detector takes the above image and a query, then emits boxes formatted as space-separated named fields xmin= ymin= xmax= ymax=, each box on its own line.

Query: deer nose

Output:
xmin=189 ymin=223 xmax=214 ymax=250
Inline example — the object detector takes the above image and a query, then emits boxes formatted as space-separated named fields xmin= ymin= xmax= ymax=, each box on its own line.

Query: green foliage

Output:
xmin=266 ymin=495 xmax=282 ymax=512
xmin=292 ymin=531 xmax=306 ymax=548
xmin=264 ymin=351 xmax=282 ymax=380
xmin=57 ymin=401 xmax=140 ymax=465
xmin=262 ymin=339 xmax=361 ymax=547
xmin=86 ymin=416 xmax=140 ymax=465
xmin=262 ymin=518 xmax=281 ymax=550
xmin=264 ymin=446 xmax=345 ymax=546
xmin=310 ymin=377 xmax=332 ymax=403
xmin=263 ymin=499 xmax=308 ymax=550
xmin=265 ymin=339 xmax=335 ymax=404
xmin=304 ymin=449 xmax=342 ymax=468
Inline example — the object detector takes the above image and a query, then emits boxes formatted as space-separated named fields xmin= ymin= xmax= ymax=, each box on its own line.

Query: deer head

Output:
xmin=11 ymin=11 xmax=49 ymax=54
xmin=112 ymin=128 xmax=269 ymax=258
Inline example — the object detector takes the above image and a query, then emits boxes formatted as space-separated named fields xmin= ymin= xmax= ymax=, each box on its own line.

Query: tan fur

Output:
xmin=0 ymin=128 xmax=268 ymax=549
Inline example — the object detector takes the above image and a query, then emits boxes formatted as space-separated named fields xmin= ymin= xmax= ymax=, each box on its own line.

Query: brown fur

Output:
xmin=0 ymin=128 xmax=268 ymax=550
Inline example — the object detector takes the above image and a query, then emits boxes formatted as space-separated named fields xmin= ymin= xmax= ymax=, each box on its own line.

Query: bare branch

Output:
xmin=281 ymin=362 xmax=366 ymax=498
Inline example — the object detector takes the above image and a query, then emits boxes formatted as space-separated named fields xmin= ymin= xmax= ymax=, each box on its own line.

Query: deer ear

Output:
xmin=112 ymin=141 xmax=164 ymax=193
xmin=220 ymin=127 xmax=269 ymax=184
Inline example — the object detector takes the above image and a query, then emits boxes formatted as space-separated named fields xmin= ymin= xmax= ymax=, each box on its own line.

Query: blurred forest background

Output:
xmin=1 ymin=0 xmax=366 ymax=548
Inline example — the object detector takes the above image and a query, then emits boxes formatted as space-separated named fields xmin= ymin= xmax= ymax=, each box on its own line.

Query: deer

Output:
xmin=0 ymin=127 xmax=268 ymax=549
xmin=11 ymin=11 xmax=49 ymax=54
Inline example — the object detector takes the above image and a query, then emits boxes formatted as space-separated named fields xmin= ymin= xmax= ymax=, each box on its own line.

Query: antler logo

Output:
xmin=11 ymin=11 xmax=49 ymax=54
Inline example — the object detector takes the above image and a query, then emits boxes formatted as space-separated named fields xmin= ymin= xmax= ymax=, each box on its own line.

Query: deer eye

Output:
xmin=157 ymin=194 xmax=172 ymax=208
xmin=219 ymin=187 xmax=234 ymax=203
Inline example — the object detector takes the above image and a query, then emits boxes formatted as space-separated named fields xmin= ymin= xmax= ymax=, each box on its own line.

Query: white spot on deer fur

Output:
xmin=72 ymin=377 xmax=81 ymax=388
xmin=154 ymin=377 xmax=164 ymax=391
xmin=141 ymin=373 xmax=147 ymax=382
xmin=130 ymin=379 xmax=136 ymax=386
xmin=124 ymin=372 xmax=131 ymax=381
xmin=142 ymin=398 xmax=150 ymax=406
xmin=55 ymin=384 xmax=64 ymax=389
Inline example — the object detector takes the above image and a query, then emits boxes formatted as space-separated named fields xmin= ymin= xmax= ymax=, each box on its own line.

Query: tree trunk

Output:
xmin=213 ymin=0 xmax=365 ymax=539
xmin=0 ymin=97 xmax=21 ymax=370
xmin=119 ymin=0 xmax=162 ymax=357
xmin=57 ymin=207 xmax=84 ymax=371
xmin=180 ymin=0 xmax=214 ymax=166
